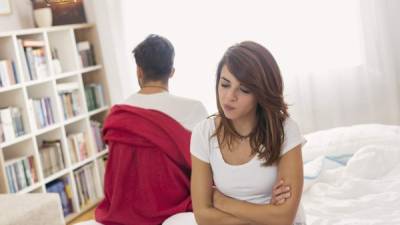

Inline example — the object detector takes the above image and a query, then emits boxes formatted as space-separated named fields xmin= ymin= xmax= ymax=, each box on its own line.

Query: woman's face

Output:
xmin=218 ymin=65 xmax=258 ymax=121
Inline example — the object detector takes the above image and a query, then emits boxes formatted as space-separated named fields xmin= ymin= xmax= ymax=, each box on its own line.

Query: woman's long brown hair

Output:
xmin=213 ymin=41 xmax=289 ymax=166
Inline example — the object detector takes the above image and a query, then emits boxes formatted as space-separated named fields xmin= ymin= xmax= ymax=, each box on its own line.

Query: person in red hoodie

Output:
xmin=95 ymin=34 xmax=208 ymax=225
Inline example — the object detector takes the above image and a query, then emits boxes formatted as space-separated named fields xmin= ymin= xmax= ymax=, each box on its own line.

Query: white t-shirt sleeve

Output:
xmin=183 ymin=101 xmax=209 ymax=131
xmin=280 ymin=118 xmax=307 ymax=157
xmin=190 ymin=119 xmax=211 ymax=163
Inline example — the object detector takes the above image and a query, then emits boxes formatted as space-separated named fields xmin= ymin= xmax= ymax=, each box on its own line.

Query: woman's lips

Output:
xmin=223 ymin=104 xmax=235 ymax=112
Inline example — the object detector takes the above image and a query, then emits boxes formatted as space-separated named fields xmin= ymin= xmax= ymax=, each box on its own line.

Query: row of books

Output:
xmin=3 ymin=40 xmax=98 ymax=85
xmin=5 ymin=155 xmax=37 ymax=193
xmin=57 ymin=82 xmax=82 ymax=119
xmin=90 ymin=120 xmax=105 ymax=152
xmin=18 ymin=39 xmax=49 ymax=81
xmin=0 ymin=60 xmax=19 ymax=88
xmin=67 ymin=131 xmax=89 ymax=164
xmin=46 ymin=178 xmax=74 ymax=216
xmin=0 ymin=107 xmax=25 ymax=143
xmin=28 ymin=97 xmax=56 ymax=129
xmin=85 ymin=83 xmax=105 ymax=111
xmin=77 ymin=41 xmax=96 ymax=68
xmin=39 ymin=140 xmax=65 ymax=178
xmin=74 ymin=163 xmax=98 ymax=207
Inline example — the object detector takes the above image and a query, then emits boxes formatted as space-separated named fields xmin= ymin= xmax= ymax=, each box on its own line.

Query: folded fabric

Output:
xmin=95 ymin=105 xmax=192 ymax=225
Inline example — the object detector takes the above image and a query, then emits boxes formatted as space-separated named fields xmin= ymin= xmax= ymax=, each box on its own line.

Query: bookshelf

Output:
xmin=0 ymin=24 xmax=109 ymax=223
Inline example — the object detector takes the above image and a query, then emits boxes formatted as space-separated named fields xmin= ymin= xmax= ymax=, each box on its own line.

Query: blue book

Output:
xmin=56 ymin=181 xmax=70 ymax=216
xmin=5 ymin=166 xmax=15 ymax=193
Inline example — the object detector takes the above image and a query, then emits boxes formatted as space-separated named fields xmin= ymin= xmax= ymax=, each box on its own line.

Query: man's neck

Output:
xmin=138 ymin=81 xmax=169 ymax=94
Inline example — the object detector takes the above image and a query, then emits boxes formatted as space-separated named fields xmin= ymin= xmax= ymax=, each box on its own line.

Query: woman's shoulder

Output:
xmin=280 ymin=117 xmax=306 ymax=156
xmin=191 ymin=115 xmax=219 ymax=141
xmin=283 ymin=117 xmax=301 ymax=133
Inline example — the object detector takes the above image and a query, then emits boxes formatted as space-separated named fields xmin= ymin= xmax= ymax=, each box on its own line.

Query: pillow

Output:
xmin=302 ymin=124 xmax=400 ymax=162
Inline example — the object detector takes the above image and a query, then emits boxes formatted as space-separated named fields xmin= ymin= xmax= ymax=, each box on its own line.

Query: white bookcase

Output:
xmin=0 ymin=24 xmax=110 ymax=222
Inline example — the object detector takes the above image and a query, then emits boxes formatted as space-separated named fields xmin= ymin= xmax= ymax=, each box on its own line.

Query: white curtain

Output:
xmin=89 ymin=0 xmax=400 ymax=133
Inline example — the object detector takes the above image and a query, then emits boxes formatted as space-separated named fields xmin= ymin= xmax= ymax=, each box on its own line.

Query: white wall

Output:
xmin=83 ymin=0 xmax=124 ymax=104
xmin=385 ymin=0 xmax=400 ymax=84
xmin=0 ymin=0 xmax=34 ymax=32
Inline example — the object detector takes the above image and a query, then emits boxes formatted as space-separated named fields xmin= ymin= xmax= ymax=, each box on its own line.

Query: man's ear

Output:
xmin=137 ymin=66 xmax=144 ymax=87
xmin=137 ymin=66 xmax=144 ymax=79
xmin=169 ymin=68 xmax=175 ymax=78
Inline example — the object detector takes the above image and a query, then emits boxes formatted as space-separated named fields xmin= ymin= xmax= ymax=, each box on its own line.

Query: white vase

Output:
xmin=34 ymin=8 xmax=53 ymax=27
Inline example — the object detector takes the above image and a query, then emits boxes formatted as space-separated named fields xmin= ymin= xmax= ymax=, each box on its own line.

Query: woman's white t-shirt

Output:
xmin=190 ymin=117 xmax=307 ymax=223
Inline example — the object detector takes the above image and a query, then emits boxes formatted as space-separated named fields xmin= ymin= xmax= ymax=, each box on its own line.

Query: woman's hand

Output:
xmin=270 ymin=179 xmax=291 ymax=205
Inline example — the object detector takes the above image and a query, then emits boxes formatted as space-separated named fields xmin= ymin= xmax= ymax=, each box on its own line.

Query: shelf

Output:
xmin=0 ymin=24 xmax=95 ymax=38
xmin=80 ymin=65 xmax=102 ymax=74
xmin=25 ymin=77 xmax=53 ymax=87
xmin=71 ymin=154 xmax=96 ymax=171
xmin=0 ymin=23 xmax=109 ymax=221
xmin=34 ymin=123 xmax=62 ymax=136
xmin=88 ymin=106 xmax=108 ymax=116
xmin=53 ymin=65 xmax=102 ymax=80
xmin=54 ymin=71 xmax=79 ymax=80
xmin=96 ymin=149 xmax=108 ymax=158
xmin=43 ymin=168 xmax=70 ymax=184
xmin=0 ymin=84 xmax=23 ymax=93
xmin=17 ymin=182 xmax=43 ymax=194
xmin=64 ymin=114 xmax=86 ymax=126
xmin=0 ymin=134 xmax=32 ymax=149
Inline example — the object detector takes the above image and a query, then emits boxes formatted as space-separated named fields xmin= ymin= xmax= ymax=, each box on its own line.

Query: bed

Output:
xmin=301 ymin=124 xmax=400 ymax=225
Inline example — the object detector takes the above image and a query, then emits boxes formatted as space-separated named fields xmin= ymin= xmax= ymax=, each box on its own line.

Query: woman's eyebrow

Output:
xmin=221 ymin=77 xmax=231 ymax=83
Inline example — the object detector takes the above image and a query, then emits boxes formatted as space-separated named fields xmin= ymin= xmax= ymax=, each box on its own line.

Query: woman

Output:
xmin=189 ymin=41 xmax=306 ymax=225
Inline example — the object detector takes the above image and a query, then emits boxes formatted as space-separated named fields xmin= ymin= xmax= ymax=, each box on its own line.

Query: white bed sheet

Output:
xmin=302 ymin=124 xmax=400 ymax=225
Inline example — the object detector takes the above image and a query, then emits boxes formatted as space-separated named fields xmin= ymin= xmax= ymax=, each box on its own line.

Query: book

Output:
xmin=22 ymin=39 xmax=45 ymax=47
xmin=40 ymin=139 xmax=65 ymax=177
xmin=4 ymin=155 xmax=36 ymax=192
xmin=0 ymin=60 xmax=18 ymax=88
xmin=85 ymin=84 xmax=105 ymax=111
xmin=29 ymin=97 xmax=55 ymax=129
xmin=0 ymin=107 xmax=16 ymax=141
xmin=18 ymin=39 xmax=49 ymax=81
xmin=77 ymin=41 xmax=96 ymax=67
xmin=57 ymin=86 xmax=82 ymax=119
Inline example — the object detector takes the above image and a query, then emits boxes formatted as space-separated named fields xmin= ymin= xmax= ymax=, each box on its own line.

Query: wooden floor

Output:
xmin=68 ymin=206 xmax=96 ymax=225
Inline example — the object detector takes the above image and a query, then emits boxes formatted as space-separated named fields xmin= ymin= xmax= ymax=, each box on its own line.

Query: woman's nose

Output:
xmin=226 ymin=89 xmax=238 ymax=102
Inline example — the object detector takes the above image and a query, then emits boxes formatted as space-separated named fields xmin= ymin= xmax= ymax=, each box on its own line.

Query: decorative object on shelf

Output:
xmin=0 ymin=0 xmax=11 ymax=15
xmin=32 ymin=1 xmax=53 ymax=27
xmin=46 ymin=0 xmax=87 ymax=25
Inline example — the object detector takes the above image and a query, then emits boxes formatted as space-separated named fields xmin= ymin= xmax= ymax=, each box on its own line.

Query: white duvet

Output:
xmin=301 ymin=124 xmax=400 ymax=225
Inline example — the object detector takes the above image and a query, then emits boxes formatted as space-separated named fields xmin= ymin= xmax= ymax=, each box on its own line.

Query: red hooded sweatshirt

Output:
xmin=95 ymin=105 xmax=192 ymax=225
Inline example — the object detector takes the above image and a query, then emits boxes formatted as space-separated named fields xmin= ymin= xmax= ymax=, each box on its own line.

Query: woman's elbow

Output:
xmin=193 ymin=209 xmax=210 ymax=225
xmin=258 ymin=206 xmax=297 ymax=225
xmin=258 ymin=218 xmax=294 ymax=225
xmin=274 ymin=211 xmax=297 ymax=225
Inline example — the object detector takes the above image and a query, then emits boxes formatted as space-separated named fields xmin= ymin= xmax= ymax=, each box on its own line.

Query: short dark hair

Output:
xmin=133 ymin=34 xmax=175 ymax=82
